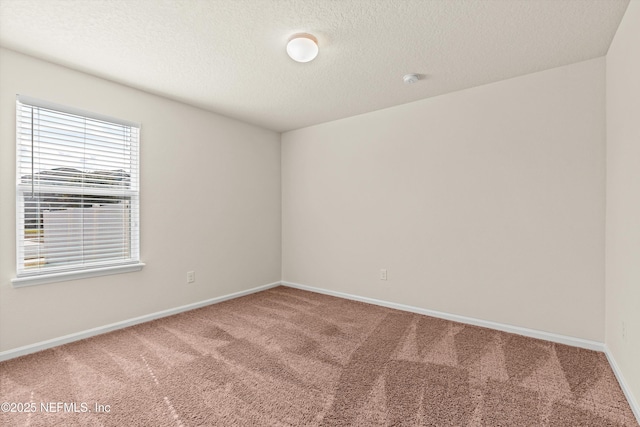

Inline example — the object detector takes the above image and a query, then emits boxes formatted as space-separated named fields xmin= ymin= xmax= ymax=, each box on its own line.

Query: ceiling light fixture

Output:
xmin=403 ymin=74 xmax=420 ymax=84
xmin=286 ymin=33 xmax=319 ymax=63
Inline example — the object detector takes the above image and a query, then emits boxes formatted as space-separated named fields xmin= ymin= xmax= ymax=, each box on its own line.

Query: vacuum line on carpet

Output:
xmin=140 ymin=354 xmax=184 ymax=427
xmin=25 ymin=390 xmax=34 ymax=427
xmin=141 ymin=355 xmax=159 ymax=386
xmin=163 ymin=396 xmax=184 ymax=427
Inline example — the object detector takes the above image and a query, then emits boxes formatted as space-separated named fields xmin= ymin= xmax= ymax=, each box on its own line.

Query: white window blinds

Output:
xmin=15 ymin=96 xmax=141 ymax=281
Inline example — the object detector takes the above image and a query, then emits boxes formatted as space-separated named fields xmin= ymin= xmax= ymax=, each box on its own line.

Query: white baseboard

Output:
xmin=604 ymin=347 xmax=640 ymax=424
xmin=281 ymin=281 xmax=605 ymax=352
xmin=0 ymin=281 xmax=281 ymax=362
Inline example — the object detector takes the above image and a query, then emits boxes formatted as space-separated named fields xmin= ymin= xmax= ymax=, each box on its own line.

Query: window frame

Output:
xmin=12 ymin=95 xmax=144 ymax=287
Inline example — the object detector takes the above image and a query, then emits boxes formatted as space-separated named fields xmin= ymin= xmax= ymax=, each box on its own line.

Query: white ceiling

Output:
xmin=0 ymin=0 xmax=630 ymax=132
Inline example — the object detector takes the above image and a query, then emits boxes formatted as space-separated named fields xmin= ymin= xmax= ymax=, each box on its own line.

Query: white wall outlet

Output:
xmin=187 ymin=271 xmax=195 ymax=283
xmin=622 ymin=321 xmax=626 ymax=343
xmin=380 ymin=269 xmax=387 ymax=280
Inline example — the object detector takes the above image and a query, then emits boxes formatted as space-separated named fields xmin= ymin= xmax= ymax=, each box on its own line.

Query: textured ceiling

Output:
xmin=0 ymin=0 xmax=630 ymax=132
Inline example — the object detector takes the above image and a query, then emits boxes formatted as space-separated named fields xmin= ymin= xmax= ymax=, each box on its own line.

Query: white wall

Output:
xmin=606 ymin=0 xmax=640 ymax=411
xmin=0 ymin=48 xmax=282 ymax=352
xmin=282 ymin=58 xmax=606 ymax=341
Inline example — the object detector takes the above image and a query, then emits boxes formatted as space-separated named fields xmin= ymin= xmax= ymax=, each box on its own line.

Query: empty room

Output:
xmin=0 ymin=0 xmax=638 ymax=425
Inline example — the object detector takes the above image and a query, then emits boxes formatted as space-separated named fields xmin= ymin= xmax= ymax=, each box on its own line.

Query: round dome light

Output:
xmin=403 ymin=74 xmax=420 ymax=84
xmin=286 ymin=33 xmax=318 ymax=63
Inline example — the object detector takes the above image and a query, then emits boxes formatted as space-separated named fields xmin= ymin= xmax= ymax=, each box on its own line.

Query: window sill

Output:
xmin=11 ymin=263 xmax=145 ymax=288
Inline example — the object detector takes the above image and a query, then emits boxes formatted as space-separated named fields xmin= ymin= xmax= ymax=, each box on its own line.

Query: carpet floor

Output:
xmin=0 ymin=286 xmax=637 ymax=426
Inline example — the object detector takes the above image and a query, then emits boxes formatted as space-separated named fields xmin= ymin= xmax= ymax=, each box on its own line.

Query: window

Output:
xmin=13 ymin=96 xmax=143 ymax=287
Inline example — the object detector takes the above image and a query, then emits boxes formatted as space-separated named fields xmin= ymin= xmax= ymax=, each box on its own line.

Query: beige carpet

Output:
xmin=0 ymin=286 xmax=637 ymax=426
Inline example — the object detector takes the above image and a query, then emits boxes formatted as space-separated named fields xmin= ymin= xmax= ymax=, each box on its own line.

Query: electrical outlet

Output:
xmin=622 ymin=321 xmax=626 ymax=343
xmin=187 ymin=271 xmax=195 ymax=283
xmin=380 ymin=269 xmax=387 ymax=280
